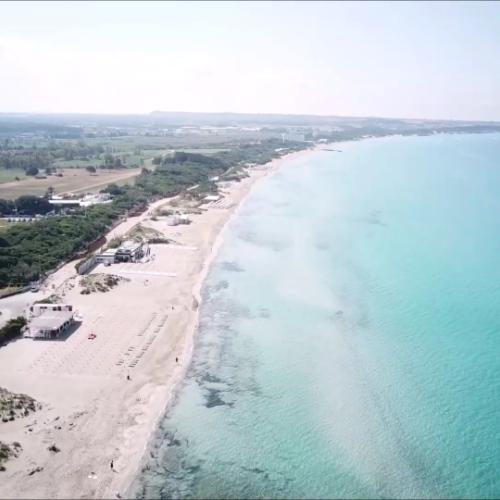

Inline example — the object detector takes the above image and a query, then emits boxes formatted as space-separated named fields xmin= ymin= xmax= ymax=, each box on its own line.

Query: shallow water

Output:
xmin=132 ymin=133 xmax=500 ymax=499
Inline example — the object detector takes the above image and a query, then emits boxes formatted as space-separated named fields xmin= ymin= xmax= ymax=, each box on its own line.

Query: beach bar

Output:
xmin=115 ymin=240 xmax=144 ymax=262
xmin=26 ymin=310 xmax=75 ymax=339
xmin=96 ymin=248 xmax=118 ymax=265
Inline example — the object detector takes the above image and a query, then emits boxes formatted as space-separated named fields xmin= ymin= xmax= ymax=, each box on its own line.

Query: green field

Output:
xmin=0 ymin=168 xmax=142 ymax=199
xmin=178 ymin=148 xmax=231 ymax=154
xmin=0 ymin=168 xmax=27 ymax=184
xmin=51 ymin=149 xmax=167 ymax=170
xmin=52 ymin=158 xmax=105 ymax=168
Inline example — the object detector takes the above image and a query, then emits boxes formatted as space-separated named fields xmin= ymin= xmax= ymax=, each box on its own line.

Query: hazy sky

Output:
xmin=1 ymin=1 xmax=499 ymax=120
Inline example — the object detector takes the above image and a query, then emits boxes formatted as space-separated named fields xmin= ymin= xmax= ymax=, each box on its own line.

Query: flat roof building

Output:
xmin=96 ymin=248 xmax=118 ymax=265
xmin=26 ymin=310 xmax=75 ymax=340
xmin=115 ymin=240 xmax=144 ymax=262
xmin=29 ymin=303 xmax=73 ymax=317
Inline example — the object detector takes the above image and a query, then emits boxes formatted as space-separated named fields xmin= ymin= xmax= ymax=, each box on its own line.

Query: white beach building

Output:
xmin=49 ymin=193 xmax=112 ymax=208
xmin=166 ymin=214 xmax=191 ymax=226
xmin=115 ymin=240 xmax=144 ymax=262
xmin=25 ymin=304 xmax=76 ymax=340
xmin=27 ymin=311 xmax=75 ymax=340
xmin=29 ymin=303 xmax=74 ymax=317
xmin=203 ymin=195 xmax=221 ymax=202
xmin=96 ymin=248 xmax=118 ymax=265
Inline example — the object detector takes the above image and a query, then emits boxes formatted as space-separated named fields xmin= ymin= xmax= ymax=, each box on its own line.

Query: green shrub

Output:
xmin=0 ymin=317 xmax=26 ymax=345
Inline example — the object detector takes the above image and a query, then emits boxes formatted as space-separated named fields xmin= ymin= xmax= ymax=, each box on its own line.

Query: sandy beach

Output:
xmin=0 ymin=148 xmax=313 ymax=499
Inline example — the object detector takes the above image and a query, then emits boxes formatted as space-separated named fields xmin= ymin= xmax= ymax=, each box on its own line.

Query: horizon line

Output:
xmin=0 ymin=110 xmax=499 ymax=125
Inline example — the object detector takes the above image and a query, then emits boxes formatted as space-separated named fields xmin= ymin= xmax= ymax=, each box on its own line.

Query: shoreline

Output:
xmin=0 ymin=146 xmax=316 ymax=499
xmin=122 ymin=146 xmax=316 ymax=498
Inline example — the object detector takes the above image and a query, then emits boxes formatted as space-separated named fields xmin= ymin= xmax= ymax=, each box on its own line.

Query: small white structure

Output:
xmin=49 ymin=193 xmax=112 ymax=208
xmin=4 ymin=217 xmax=36 ymax=223
xmin=29 ymin=303 xmax=73 ymax=317
xmin=96 ymin=248 xmax=118 ymax=265
xmin=48 ymin=199 xmax=81 ymax=208
xmin=166 ymin=214 xmax=191 ymax=226
xmin=79 ymin=193 xmax=113 ymax=208
xmin=203 ymin=195 xmax=220 ymax=202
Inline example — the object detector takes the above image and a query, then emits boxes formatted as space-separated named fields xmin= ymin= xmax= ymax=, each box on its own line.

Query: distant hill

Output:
xmin=0 ymin=111 xmax=499 ymax=132
xmin=149 ymin=110 xmax=500 ymax=129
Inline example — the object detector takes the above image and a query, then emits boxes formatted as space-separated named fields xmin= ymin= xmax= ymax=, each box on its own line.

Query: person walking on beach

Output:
xmin=110 ymin=460 xmax=114 ymax=471
xmin=175 ymin=357 xmax=178 ymax=363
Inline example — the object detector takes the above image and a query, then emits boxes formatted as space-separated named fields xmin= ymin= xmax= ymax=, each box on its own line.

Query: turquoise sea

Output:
xmin=132 ymin=133 xmax=500 ymax=499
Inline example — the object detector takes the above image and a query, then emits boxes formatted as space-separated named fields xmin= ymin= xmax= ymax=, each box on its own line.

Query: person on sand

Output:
xmin=110 ymin=460 xmax=114 ymax=471
xmin=175 ymin=357 xmax=178 ymax=363
xmin=127 ymin=375 xmax=131 ymax=381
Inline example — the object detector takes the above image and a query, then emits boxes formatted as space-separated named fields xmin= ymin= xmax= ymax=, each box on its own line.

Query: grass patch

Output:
xmin=0 ymin=169 xmax=26 ymax=184
xmin=0 ymin=220 xmax=13 ymax=233
xmin=0 ymin=168 xmax=141 ymax=199
xmin=178 ymin=148 xmax=231 ymax=154
xmin=0 ymin=386 xmax=40 ymax=422
xmin=79 ymin=273 xmax=129 ymax=294
xmin=126 ymin=222 xmax=164 ymax=242
xmin=52 ymin=158 xmax=105 ymax=168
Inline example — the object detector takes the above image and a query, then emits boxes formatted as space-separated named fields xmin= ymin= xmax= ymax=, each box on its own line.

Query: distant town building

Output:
xmin=283 ymin=132 xmax=306 ymax=143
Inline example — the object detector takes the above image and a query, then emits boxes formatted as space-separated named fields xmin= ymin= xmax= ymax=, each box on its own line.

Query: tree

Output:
xmin=0 ymin=317 xmax=26 ymax=344
xmin=45 ymin=186 xmax=55 ymax=199
xmin=15 ymin=195 xmax=52 ymax=215
xmin=25 ymin=166 xmax=39 ymax=176
xmin=104 ymin=153 xmax=114 ymax=167
xmin=0 ymin=199 xmax=15 ymax=216
xmin=102 ymin=183 xmax=125 ymax=196
xmin=173 ymin=151 xmax=188 ymax=163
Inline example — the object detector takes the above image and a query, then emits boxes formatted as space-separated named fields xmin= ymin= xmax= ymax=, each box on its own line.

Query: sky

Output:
xmin=0 ymin=1 xmax=499 ymax=121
